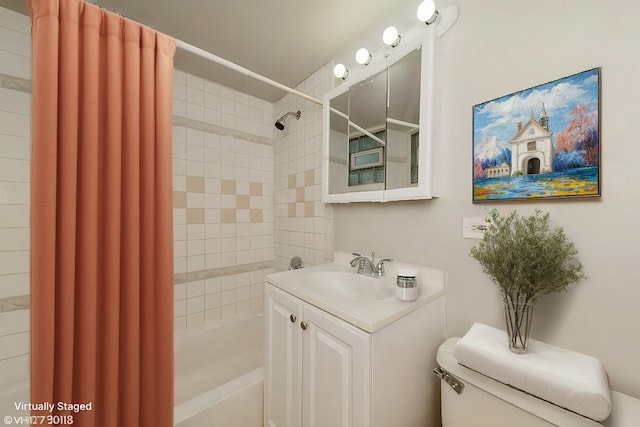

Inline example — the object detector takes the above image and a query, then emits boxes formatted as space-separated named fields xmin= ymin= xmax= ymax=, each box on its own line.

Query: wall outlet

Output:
xmin=462 ymin=217 xmax=489 ymax=239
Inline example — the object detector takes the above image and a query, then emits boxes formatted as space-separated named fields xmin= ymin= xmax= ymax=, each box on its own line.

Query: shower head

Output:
xmin=275 ymin=110 xmax=301 ymax=131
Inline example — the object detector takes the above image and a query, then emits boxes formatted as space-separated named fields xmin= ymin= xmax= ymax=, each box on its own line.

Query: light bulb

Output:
xmin=333 ymin=63 xmax=349 ymax=80
xmin=382 ymin=26 xmax=401 ymax=48
xmin=417 ymin=0 xmax=439 ymax=25
xmin=355 ymin=48 xmax=372 ymax=65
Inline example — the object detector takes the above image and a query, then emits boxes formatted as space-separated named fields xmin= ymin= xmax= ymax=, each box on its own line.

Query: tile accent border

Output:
xmin=174 ymin=260 xmax=275 ymax=285
xmin=0 ymin=73 xmax=31 ymax=94
xmin=0 ymin=295 xmax=29 ymax=313
xmin=173 ymin=115 xmax=272 ymax=146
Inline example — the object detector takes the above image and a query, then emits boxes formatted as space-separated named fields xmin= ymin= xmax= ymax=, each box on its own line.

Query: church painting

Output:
xmin=472 ymin=68 xmax=600 ymax=202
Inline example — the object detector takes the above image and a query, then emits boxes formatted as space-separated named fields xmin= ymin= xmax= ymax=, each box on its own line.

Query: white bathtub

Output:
xmin=0 ymin=315 xmax=264 ymax=427
xmin=174 ymin=314 xmax=265 ymax=427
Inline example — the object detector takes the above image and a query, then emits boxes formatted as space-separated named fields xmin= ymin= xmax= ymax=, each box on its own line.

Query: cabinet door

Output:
xmin=265 ymin=285 xmax=304 ymax=427
xmin=301 ymin=304 xmax=371 ymax=427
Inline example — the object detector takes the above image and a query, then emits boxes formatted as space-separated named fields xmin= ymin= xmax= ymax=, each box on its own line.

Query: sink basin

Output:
xmin=301 ymin=271 xmax=394 ymax=302
xmin=266 ymin=252 xmax=447 ymax=333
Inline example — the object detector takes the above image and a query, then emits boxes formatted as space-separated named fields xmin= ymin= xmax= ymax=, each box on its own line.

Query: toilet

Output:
xmin=436 ymin=337 xmax=640 ymax=427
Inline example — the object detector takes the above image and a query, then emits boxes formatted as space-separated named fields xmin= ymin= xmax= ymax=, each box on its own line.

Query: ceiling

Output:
xmin=2 ymin=0 xmax=421 ymax=102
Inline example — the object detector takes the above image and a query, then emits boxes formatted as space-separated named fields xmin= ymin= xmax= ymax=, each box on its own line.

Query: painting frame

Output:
xmin=472 ymin=68 xmax=601 ymax=203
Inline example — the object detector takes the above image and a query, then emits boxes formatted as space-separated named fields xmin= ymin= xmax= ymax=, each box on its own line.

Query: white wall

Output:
xmin=333 ymin=0 xmax=640 ymax=397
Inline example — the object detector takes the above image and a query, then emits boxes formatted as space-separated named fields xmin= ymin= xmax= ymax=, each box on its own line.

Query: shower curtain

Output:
xmin=29 ymin=0 xmax=175 ymax=425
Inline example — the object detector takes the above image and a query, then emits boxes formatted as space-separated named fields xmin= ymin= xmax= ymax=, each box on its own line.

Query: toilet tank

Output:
xmin=439 ymin=372 xmax=556 ymax=427
xmin=436 ymin=338 xmax=604 ymax=427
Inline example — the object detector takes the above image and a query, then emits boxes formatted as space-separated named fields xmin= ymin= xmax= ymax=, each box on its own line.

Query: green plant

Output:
xmin=470 ymin=209 xmax=586 ymax=306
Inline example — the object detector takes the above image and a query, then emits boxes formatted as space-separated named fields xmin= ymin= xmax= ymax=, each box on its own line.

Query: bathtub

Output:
xmin=174 ymin=314 xmax=265 ymax=427
xmin=0 ymin=315 xmax=264 ymax=427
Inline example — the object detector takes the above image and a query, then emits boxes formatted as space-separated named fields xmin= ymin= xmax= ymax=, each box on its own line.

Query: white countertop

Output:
xmin=265 ymin=252 xmax=447 ymax=333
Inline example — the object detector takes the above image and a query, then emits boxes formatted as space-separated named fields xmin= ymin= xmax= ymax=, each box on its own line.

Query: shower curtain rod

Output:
xmin=176 ymin=40 xmax=386 ymax=145
xmin=176 ymin=39 xmax=323 ymax=106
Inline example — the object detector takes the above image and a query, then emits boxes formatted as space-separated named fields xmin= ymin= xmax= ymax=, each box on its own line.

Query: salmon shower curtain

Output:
xmin=29 ymin=0 xmax=175 ymax=425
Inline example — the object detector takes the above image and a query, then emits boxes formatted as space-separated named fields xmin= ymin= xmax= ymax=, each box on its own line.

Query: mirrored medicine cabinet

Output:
xmin=322 ymin=30 xmax=439 ymax=203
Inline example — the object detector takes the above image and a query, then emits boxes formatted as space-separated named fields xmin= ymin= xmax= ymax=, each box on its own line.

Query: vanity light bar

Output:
xmin=336 ymin=2 xmax=458 ymax=80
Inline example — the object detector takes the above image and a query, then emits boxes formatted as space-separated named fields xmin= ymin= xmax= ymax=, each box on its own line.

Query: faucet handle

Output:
xmin=375 ymin=258 xmax=393 ymax=275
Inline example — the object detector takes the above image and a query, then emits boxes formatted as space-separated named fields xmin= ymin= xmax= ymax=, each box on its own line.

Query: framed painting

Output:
xmin=472 ymin=68 xmax=601 ymax=202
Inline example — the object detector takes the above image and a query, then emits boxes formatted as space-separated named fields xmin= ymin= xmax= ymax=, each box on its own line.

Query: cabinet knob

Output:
xmin=300 ymin=321 xmax=308 ymax=330
xmin=289 ymin=314 xmax=297 ymax=323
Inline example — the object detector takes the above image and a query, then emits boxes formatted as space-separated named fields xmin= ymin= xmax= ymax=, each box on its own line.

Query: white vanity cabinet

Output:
xmin=265 ymin=284 xmax=370 ymax=427
xmin=265 ymin=284 xmax=303 ymax=427
xmin=265 ymin=275 xmax=445 ymax=427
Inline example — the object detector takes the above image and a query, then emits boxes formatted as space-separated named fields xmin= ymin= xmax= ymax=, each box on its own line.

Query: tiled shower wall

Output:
xmin=171 ymin=70 xmax=275 ymax=332
xmin=0 ymin=7 xmax=31 ymax=386
xmin=273 ymin=63 xmax=335 ymax=271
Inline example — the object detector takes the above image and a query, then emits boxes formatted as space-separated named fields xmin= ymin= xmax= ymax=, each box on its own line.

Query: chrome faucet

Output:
xmin=350 ymin=252 xmax=392 ymax=277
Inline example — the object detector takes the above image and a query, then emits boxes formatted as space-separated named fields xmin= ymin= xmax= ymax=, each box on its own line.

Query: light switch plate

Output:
xmin=463 ymin=217 xmax=489 ymax=239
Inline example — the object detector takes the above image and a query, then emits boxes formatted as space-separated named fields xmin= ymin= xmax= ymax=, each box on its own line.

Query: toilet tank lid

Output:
xmin=437 ymin=338 xmax=640 ymax=427
xmin=452 ymin=323 xmax=611 ymax=422
xmin=436 ymin=338 xmax=604 ymax=427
